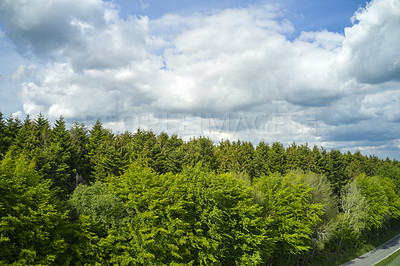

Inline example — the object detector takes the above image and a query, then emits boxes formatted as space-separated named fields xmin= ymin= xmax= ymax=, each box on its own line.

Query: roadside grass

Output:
xmin=307 ymin=223 xmax=400 ymax=266
xmin=375 ymin=248 xmax=400 ymax=266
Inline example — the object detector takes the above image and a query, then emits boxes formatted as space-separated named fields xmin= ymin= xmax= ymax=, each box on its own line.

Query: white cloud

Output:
xmin=11 ymin=64 xmax=37 ymax=80
xmin=0 ymin=0 xmax=108 ymax=57
xmin=337 ymin=0 xmax=400 ymax=83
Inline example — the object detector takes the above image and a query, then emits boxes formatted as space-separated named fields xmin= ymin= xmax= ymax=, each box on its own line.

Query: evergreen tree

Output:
xmin=3 ymin=114 xmax=22 ymax=155
xmin=91 ymin=134 xmax=128 ymax=181
xmin=268 ymin=142 xmax=287 ymax=174
xmin=215 ymin=139 xmax=233 ymax=174
xmin=326 ymin=149 xmax=347 ymax=196
xmin=14 ymin=115 xmax=35 ymax=152
xmin=254 ymin=141 xmax=271 ymax=176
xmin=86 ymin=120 xmax=113 ymax=181
xmin=376 ymin=161 xmax=400 ymax=194
xmin=43 ymin=116 xmax=75 ymax=196
xmin=181 ymin=136 xmax=217 ymax=171
xmin=70 ymin=122 xmax=90 ymax=180
xmin=34 ymin=113 xmax=52 ymax=149
xmin=151 ymin=132 xmax=183 ymax=174
xmin=0 ymin=112 xmax=6 ymax=157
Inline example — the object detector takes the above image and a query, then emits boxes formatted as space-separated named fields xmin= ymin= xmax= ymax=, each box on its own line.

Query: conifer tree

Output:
xmin=254 ymin=141 xmax=271 ymax=176
xmin=327 ymin=149 xmax=346 ymax=196
xmin=70 ymin=122 xmax=90 ymax=180
xmin=268 ymin=142 xmax=287 ymax=174
xmin=0 ymin=112 xmax=6 ymax=157
xmin=181 ymin=137 xmax=217 ymax=170
xmin=43 ymin=116 xmax=75 ymax=196
xmin=3 ymin=114 xmax=22 ymax=154
xmin=86 ymin=120 xmax=113 ymax=181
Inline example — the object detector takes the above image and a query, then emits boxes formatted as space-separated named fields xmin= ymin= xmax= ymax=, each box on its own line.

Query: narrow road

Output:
xmin=341 ymin=233 xmax=400 ymax=266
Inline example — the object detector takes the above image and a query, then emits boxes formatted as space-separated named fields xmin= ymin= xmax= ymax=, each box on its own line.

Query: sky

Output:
xmin=0 ymin=0 xmax=399 ymax=159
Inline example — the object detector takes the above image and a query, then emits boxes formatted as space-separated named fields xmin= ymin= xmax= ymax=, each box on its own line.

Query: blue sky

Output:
xmin=115 ymin=0 xmax=365 ymax=33
xmin=0 ymin=0 xmax=399 ymax=159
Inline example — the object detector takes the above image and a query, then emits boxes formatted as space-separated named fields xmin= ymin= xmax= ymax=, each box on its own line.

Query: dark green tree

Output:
xmin=149 ymin=132 xmax=183 ymax=174
xmin=254 ymin=141 xmax=271 ymax=176
xmin=42 ymin=116 xmax=75 ymax=196
xmin=3 ymin=114 xmax=22 ymax=155
xmin=86 ymin=120 xmax=113 ymax=181
xmin=70 ymin=122 xmax=90 ymax=180
xmin=326 ymin=149 xmax=347 ymax=196
xmin=376 ymin=162 xmax=400 ymax=194
xmin=180 ymin=136 xmax=217 ymax=171
xmin=0 ymin=112 xmax=6 ymax=157
xmin=267 ymin=142 xmax=287 ymax=174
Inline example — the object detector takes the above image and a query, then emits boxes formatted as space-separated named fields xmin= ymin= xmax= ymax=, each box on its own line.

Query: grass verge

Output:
xmin=375 ymin=248 xmax=400 ymax=266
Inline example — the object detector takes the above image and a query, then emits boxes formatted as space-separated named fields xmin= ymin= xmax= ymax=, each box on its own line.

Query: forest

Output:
xmin=1 ymin=111 xmax=400 ymax=265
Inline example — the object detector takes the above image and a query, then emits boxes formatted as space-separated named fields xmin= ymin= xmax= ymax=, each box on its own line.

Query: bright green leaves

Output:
xmin=69 ymin=182 xmax=127 ymax=231
xmin=254 ymin=172 xmax=324 ymax=260
xmin=106 ymin=164 xmax=267 ymax=265
xmin=0 ymin=154 xmax=69 ymax=265
xmin=1 ymin=111 xmax=400 ymax=264
xmin=354 ymin=174 xmax=400 ymax=230
xmin=334 ymin=174 xmax=400 ymax=251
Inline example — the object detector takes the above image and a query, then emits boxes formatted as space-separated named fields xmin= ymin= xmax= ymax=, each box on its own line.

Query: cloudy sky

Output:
xmin=0 ymin=0 xmax=399 ymax=159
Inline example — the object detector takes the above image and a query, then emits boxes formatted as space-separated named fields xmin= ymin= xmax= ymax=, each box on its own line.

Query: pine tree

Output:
xmin=254 ymin=141 xmax=271 ymax=176
xmin=86 ymin=120 xmax=113 ymax=181
xmin=15 ymin=115 xmax=35 ymax=152
xmin=3 ymin=114 xmax=22 ymax=154
xmin=148 ymin=132 xmax=183 ymax=174
xmin=327 ymin=149 xmax=346 ymax=196
xmin=268 ymin=142 xmax=287 ymax=174
xmin=70 ymin=122 xmax=90 ymax=180
xmin=34 ymin=113 xmax=52 ymax=149
xmin=0 ymin=112 xmax=6 ymax=157
xmin=181 ymin=137 xmax=217 ymax=171
xmin=43 ymin=116 xmax=75 ymax=196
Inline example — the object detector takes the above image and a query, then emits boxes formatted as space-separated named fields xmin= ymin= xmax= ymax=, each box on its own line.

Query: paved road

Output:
xmin=341 ymin=233 xmax=400 ymax=266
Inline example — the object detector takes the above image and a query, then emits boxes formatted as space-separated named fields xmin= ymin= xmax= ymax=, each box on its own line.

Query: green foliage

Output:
xmin=0 ymin=112 xmax=6 ymax=157
xmin=254 ymin=141 xmax=270 ymax=176
xmin=254 ymin=172 xmax=323 ymax=260
xmin=69 ymin=182 xmax=128 ymax=231
xmin=333 ymin=174 xmax=400 ymax=252
xmin=0 ymin=111 xmax=399 ymax=264
xmin=181 ymin=136 xmax=217 ymax=171
xmin=376 ymin=162 xmax=400 ymax=194
xmin=70 ymin=122 xmax=90 ymax=179
xmin=298 ymin=171 xmax=339 ymax=251
xmin=268 ymin=142 xmax=287 ymax=174
xmin=0 ymin=153 xmax=69 ymax=264
xmin=107 ymin=163 xmax=269 ymax=265
xmin=148 ymin=132 xmax=183 ymax=174
xmin=355 ymin=174 xmax=400 ymax=231
xmin=335 ymin=179 xmax=369 ymax=250
xmin=42 ymin=116 xmax=75 ymax=196
xmin=215 ymin=140 xmax=256 ymax=179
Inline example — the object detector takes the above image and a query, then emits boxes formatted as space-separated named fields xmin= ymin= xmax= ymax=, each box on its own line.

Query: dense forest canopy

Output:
xmin=0 ymin=111 xmax=400 ymax=265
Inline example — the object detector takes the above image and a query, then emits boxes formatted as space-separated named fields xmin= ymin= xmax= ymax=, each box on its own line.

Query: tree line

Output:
xmin=0 ymin=112 xmax=400 ymax=265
